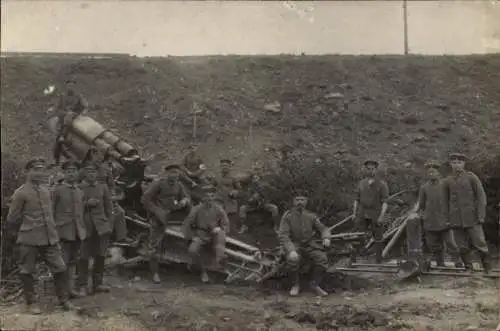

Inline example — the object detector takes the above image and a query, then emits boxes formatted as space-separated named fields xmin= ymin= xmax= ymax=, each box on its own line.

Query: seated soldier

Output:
xmin=182 ymin=186 xmax=230 ymax=284
xmin=238 ymin=172 xmax=279 ymax=234
xmin=278 ymin=190 xmax=331 ymax=297
xmin=181 ymin=143 xmax=207 ymax=183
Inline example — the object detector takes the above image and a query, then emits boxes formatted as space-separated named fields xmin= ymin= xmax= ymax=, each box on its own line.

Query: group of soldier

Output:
xmin=4 ymin=79 xmax=495 ymax=314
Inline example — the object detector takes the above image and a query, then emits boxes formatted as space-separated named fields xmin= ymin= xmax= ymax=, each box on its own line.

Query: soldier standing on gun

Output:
xmin=141 ymin=165 xmax=191 ymax=284
xmin=183 ymin=185 xmax=230 ymax=283
xmin=278 ymin=190 xmax=331 ymax=297
xmin=442 ymin=153 xmax=492 ymax=272
xmin=5 ymin=158 xmax=76 ymax=314
xmin=78 ymin=162 xmax=114 ymax=295
xmin=351 ymin=159 xmax=389 ymax=264
xmin=410 ymin=160 xmax=461 ymax=268
xmin=52 ymin=160 xmax=86 ymax=298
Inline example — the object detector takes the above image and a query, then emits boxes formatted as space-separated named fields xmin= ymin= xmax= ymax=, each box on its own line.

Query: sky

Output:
xmin=1 ymin=1 xmax=499 ymax=56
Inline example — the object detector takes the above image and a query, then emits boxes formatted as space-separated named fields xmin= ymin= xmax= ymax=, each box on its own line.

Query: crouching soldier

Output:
xmin=442 ymin=153 xmax=492 ymax=272
xmin=52 ymin=161 xmax=86 ymax=298
xmin=352 ymin=159 xmax=389 ymax=264
xmin=182 ymin=186 xmax=230 ymax=283
xmin=6 ymin=158 xmax=75 ymax=314
xmin=411 ymin=161 xmax=461 ymax=268
xmin=238 ymin=172 xmax=279 ymax=234
xmin=278 ymin=191 xmax=331 ymax=297
xmin=141 ymin=165 xmax=191 ymax=283
xmin=78 ymin=163 xmax=114 ymax=295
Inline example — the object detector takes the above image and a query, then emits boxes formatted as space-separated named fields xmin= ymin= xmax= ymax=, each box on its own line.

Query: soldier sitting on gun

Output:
xmin=278 ymin=190 xmax=331 ymax=297
xmin=52 ymin=160 xmax=86 ymax=299
xmin=6 ymin=158 xmax=76 ymax=314
xmin=141 ymin=165 xmax=191 ymax=284
xmin=78 ymin=162 xmax=114 ymax=295
xmin=182 ymin=185 xmax=230 ymax=283
xmin=410 ymin=160 xmax=461 ymax=269
xmin=53 ymin=79 xmax=88 ymax=166
xmin=238 ymin=171 xmax=279 ymax=234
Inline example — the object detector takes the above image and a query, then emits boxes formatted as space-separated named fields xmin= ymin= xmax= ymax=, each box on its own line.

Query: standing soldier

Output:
xmin=52 ymin=161 xmax=86 ymax=298
xmin=442 ymin=153 xmax=492 ymax=272
xmin=216 ymin=159 xmax=241 ymax=215
xmin=181 ymin=143 xmax=207 ymax=183
xmin=238 ymin=172 xmax=279 ymax=234
xmin=410 ymin=160 xmax=461 ymax=268
xmin=5 ymin=158 xmax=75 ymax=313
xmin=278 ymin=190 xmax=331 ymax=297
xmin=352 ymin=159 xmax=389 ymax=264
xmin=141 ymin=165 xmax=191 ymax=283
xmin=78 ymin=163 xmax=114 ymax=295
xmin=183 ymin=186 xmax=230 ymax=283
xmin=53 ymin=79 xmax=88 ymax=166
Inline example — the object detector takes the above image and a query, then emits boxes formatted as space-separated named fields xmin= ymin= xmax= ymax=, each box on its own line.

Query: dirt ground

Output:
xmin=1 ymin=266 xmax=499 ymax=331
xmin=1 ymin=54 xmax=500 ymax=330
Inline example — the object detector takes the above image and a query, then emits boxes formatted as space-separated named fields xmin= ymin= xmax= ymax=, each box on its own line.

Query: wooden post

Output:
xmin=403 ymin=0 xmax=409 ymax=55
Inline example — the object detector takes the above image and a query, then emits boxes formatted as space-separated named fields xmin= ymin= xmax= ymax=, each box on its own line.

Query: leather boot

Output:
xmin=92 ymin=256 xmax=111 ymax=293
xmin=20 ymin=274 xmax=41 ymax=315
xmin=434 ymin=252 xmax=446 ymax=267
xmin=480 ymin=252 xmax=492 ymax=273
xmin=78 ymin=259 xmax=90 ymax=296
xmin=289 ymin=270 xmax=300 ymax=296
xmin=53 ymin=271 xmax=78 ymax=311
xmin=67 ymin=266 xmax=85 ymax=298
xmin=149 ymin=256 xmax=161 ymax=284
xmin=310 ymin=266 xmax=328 ymax=297
xmin=460 ymin=252 xmax=474 ymax=271
xmin=374 ymin=241 xmax=383 ymax=264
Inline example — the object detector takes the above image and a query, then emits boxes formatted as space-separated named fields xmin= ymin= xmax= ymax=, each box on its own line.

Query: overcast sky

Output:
xmin=2 ymin=1 xmax=499 ymax=56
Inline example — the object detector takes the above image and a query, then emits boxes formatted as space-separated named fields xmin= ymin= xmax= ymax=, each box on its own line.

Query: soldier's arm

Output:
xmin=5 ymin=189 xmax=25 ymax=231
xmin=378 ymin=181 xmax=390 ymax=219
xmin=217 ymin=205 xmax=230 ymax=233
xmin=102 ymin=185 xmax=113 ymax=220
xmin=441 ymin=179 xmax=450 ymax=222
xmin=141 ymin=180 xmax=161 ymax=210
xmin=278 ymin=212 xmax=296 ymax=253
xmin=233 ymin=178 xmax=242 ymax=191
xmin=182 ymin=206 xmax=198 ymax=239
xmin=51 ymin=187 xmax=60 ymax=216
xmin=353 ymin=181 xmax=361 ymax=216
xmin=313 ymin=215 xmax=331 ymax=240
xmin=178 ymin=182 xmax=191 ymax=205
xmin=412 ymin=186 xmax=425 ymax=214
xmin=470 ymin=173 xmax=487 ymax=221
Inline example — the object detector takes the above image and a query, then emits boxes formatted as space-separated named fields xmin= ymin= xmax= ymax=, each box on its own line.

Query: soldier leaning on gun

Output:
xmin=141 ymin=165 xmax=191 ymax=284
xmin=183 ymin=185 xmax=230 ymax=283
xmin=351 ymin=159 xmax=389 ymax=264
xmin=52 ymin=160 xmax=86 ymax=298
xmin=278 ymin=190 xmax=331 ymax=297
xmin=53 ymin=79 xmax=88 ymax=166
xmin=5 ymin=158 xmax=76 ymax=314
xmin=410 ymin=160 xmax=461 ymax=268
xmin=442 ymin=153 xmax=492 ymax=272
xmin=78 ymin=162 xmax=114 ymax=295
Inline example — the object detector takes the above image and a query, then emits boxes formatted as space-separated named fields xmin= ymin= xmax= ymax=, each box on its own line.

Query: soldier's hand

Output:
xmin=288 ymin=251 xmax=299 ymax=262
xmin=478 ymin=218 xmax=484 ymax=224
xmin=57 ymin=136 xmax=65 ymax=142
xmin=87 ymin=198 xmax=99 ymax=206
xmin=212 ymin=227 xmax=222 ymax=234
xmin=323 ymin=238 xmax=331 ymax=248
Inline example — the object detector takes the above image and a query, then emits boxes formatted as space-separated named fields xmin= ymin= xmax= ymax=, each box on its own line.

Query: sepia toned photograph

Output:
xmin=1 ymin=1 xmax=499 ymax=330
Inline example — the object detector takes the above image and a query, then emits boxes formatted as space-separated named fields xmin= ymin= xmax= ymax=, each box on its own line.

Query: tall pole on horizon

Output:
xmin=403 ymin=0 xmax=409 ymax=55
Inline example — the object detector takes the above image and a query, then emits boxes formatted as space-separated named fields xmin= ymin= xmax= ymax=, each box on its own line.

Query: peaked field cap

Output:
xmin=82 ymin=162 xmax=99 ymax=170
xmin=220 ymin=158 xmax=232 ymax=164
xmin=201 ymin=185 xmax=217 ymax=193
xmin=449 ymin=153 xmax=468 ymax=161
xmin=61 ymin=160 xmax=79 ymax=170
xmin=25 ymin=157 xmax=46 ymax=170
xmin=424 ymin=160 xmax=441 ymax=169
xmin=363 ymin=159 xmax=379 ymax=167
xmin=292 ymin=189 xmax=309 ymax=198
xmin=164 ymin=164 xmax=181 ymax=172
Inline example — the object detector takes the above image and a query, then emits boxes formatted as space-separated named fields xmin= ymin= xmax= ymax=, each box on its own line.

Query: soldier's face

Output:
xmin=188 ymin=145 xmax=198 ymax=153
xmin=427 ymin=168 xmax=440 ymax=180
xmin=85 ymin=169 xmax=97 ymax=182
xmin=203 ymin=192 xmax=215 ymax=203
xmin=167 ymin=173 xmax=179 ymax=183
xmin=221 ymin=164 xmax=230 ymax=174
xmin=450 ymin=159 xmax=465 ymax=171
xmin=365 ymin=164 xmax=377 ymax=177
xmin=293 ymin=196 xmax=308 ymax=209
xmin=64 ymin=167 xmax=78 ymax=182
xmin=28 ymin=165 xmax=46 ymax=182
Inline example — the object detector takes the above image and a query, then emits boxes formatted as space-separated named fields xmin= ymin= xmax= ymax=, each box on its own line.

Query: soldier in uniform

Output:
xmin=410 ymin=160 xmax=461 ymax=268
xmin=278 ymin=190 xmax=331 ymax=297
xmin=181 ymin=143 xmax=207 ymax=183
xmin=216 ymin=159 xmax=241 ymax=215
xmin=52 ymin=160 xmax=86 ymax=298
xmin=53 ymin=79 xmax=88 ymax=165
xmin=141 ymin=165 xmax=191 ymax=283
xmin=5 ymin=158 xmax=75 ymax=313
xmin=183 ymin=185 xmax=230 ymax=283
xmin=238 ymin=172 xmax=279 ymax=234
xmin=442 ymin=153 xmax=492 ymax=272
xmin=351 ymin=159 xmax=389 ymax=264
xmin=78 ymin=162 xmax=114 ymax=295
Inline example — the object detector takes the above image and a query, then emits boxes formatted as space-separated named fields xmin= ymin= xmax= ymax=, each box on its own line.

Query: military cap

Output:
xmin=220 ymin=159 xmax=232 ymax=165
xmin=424 ymin=160 xmax=441 ymax=169
xmin=201 ymin=185 xmax=217 ymax=193
xmin=81 ymin=162 xmax=99 ymax=170
xmin=363 ymin=159 xmax=379 ymax=167
xmin=25 ymin=157 xmax=46 ymax=170
xmin=61 ymin=160 xmax=79 ymax=170
xmin=292 ymin=189 xmax=309 ymax=198
xmin=164 ymin=164 xmax=181 ymax=172
xmin=449 ymin=153 xmax=468 ymax=161
xmin=64 ymin=78 xmax=76 ymax=84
